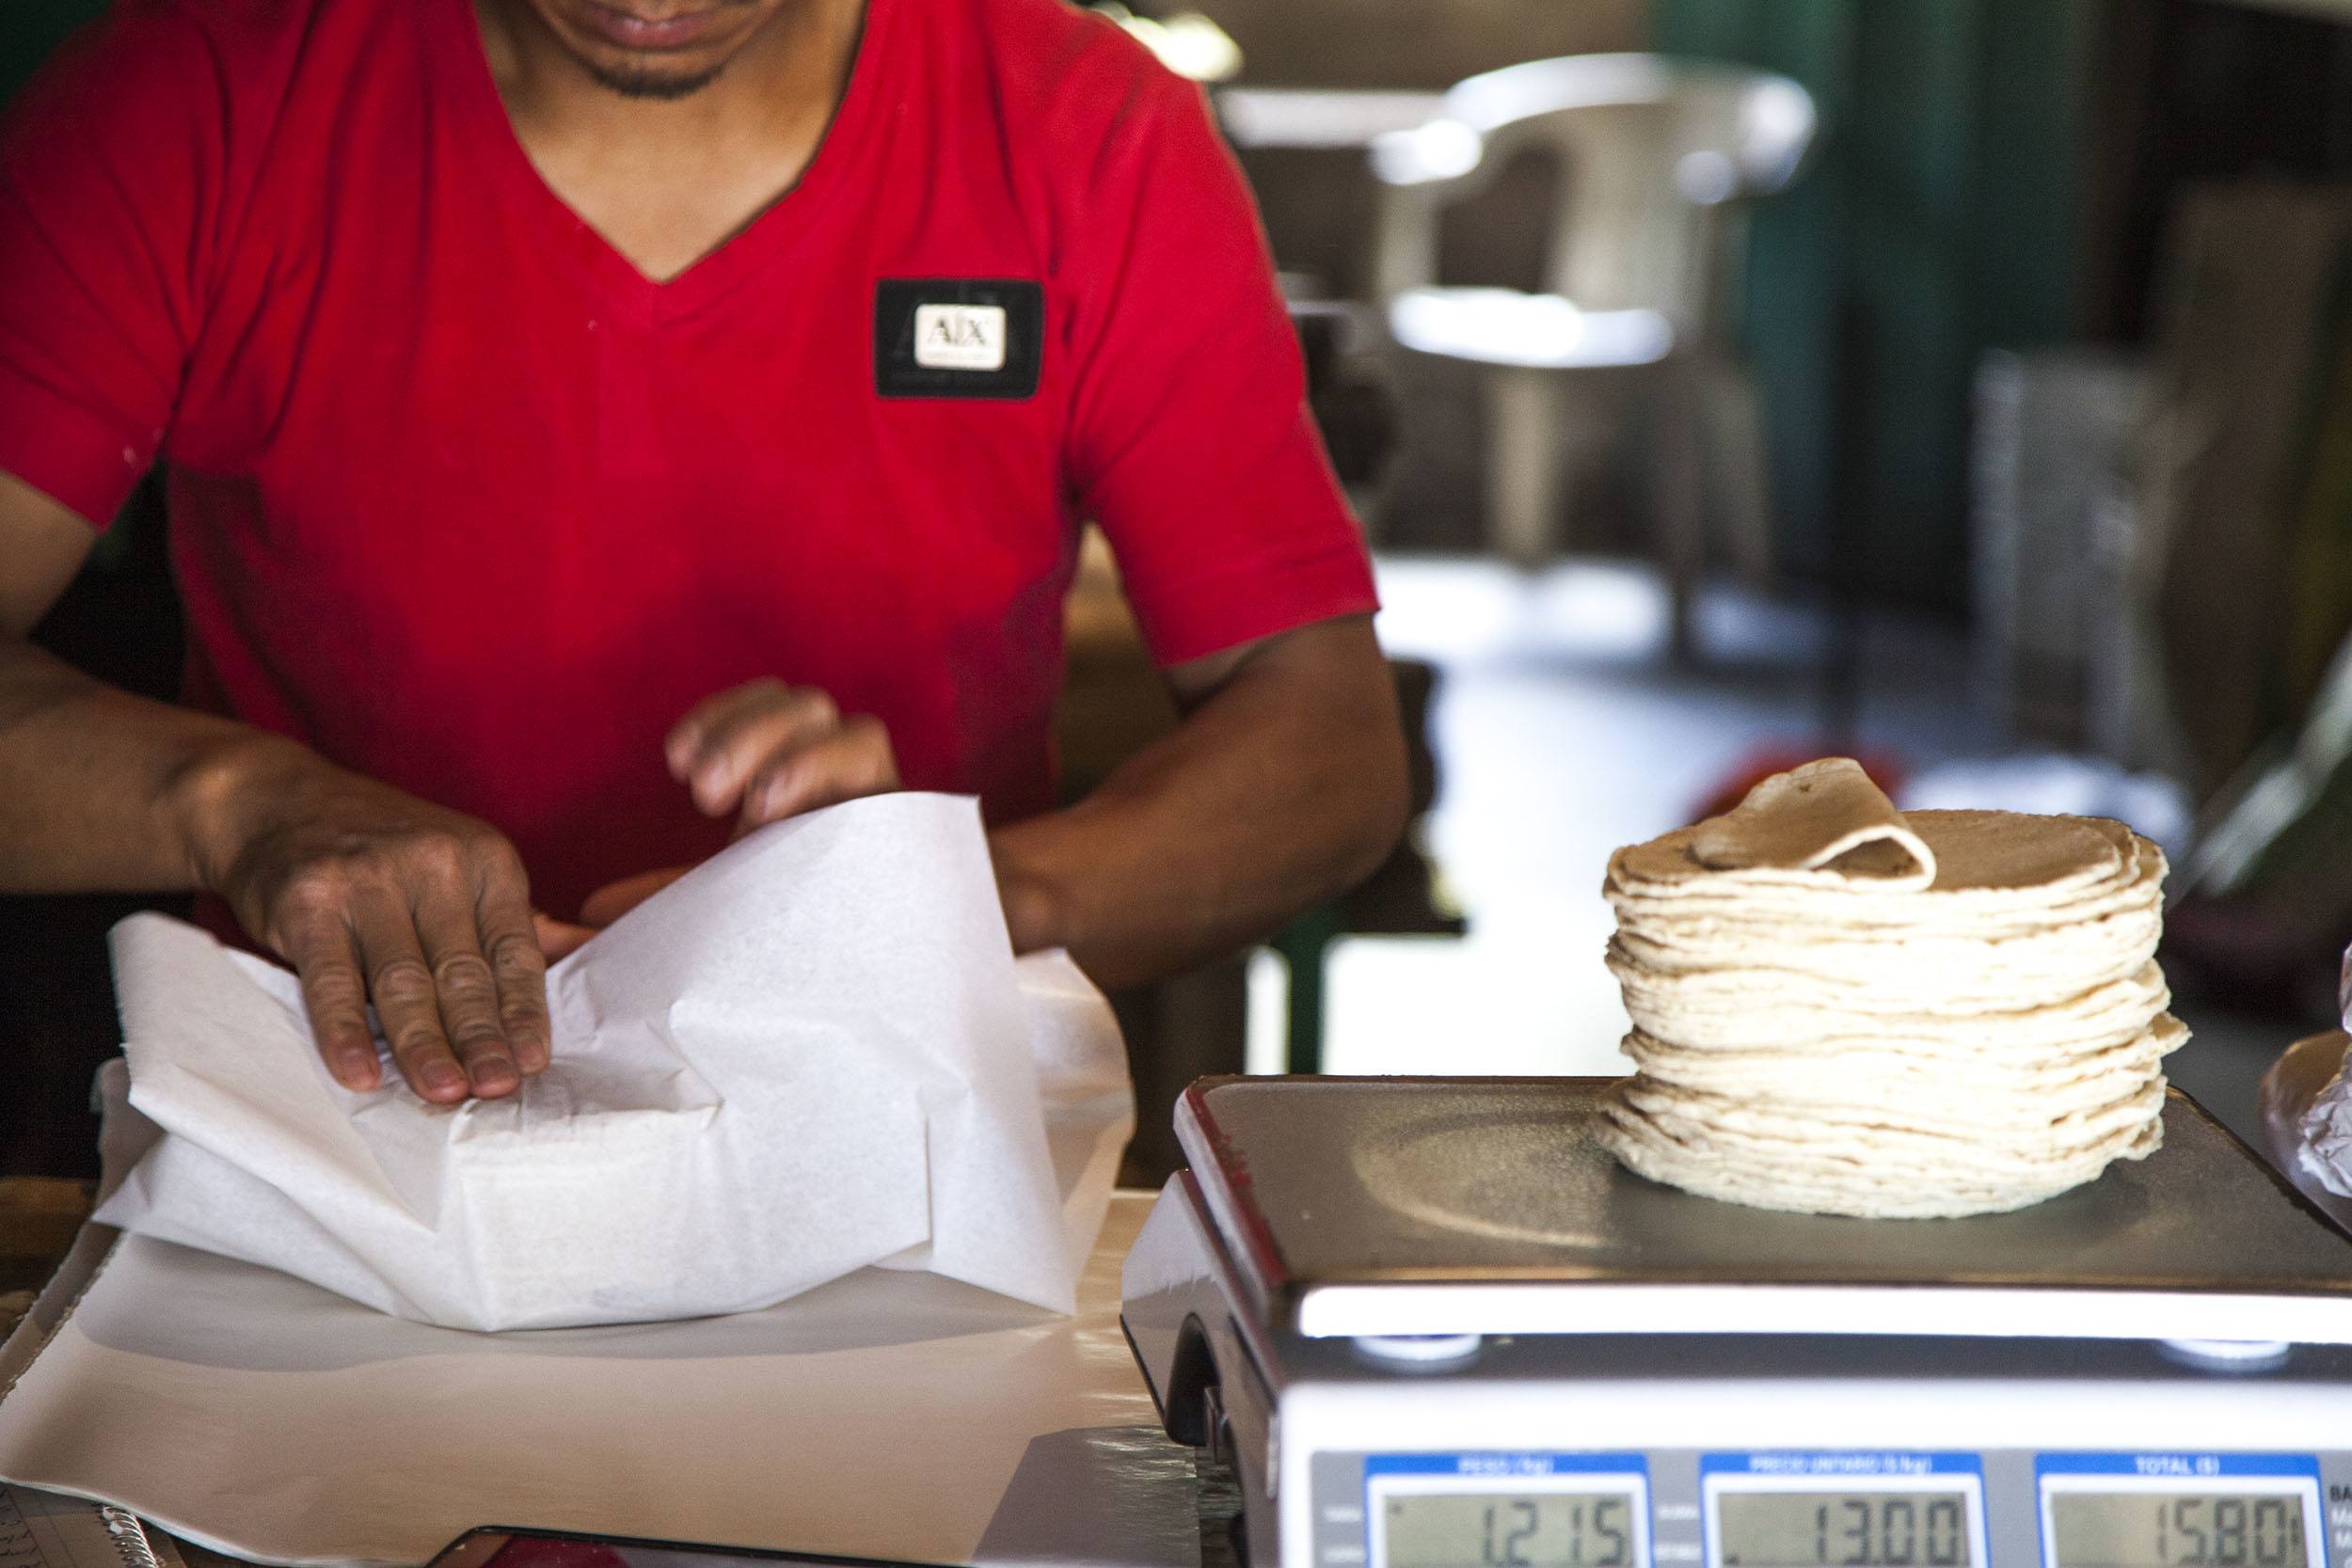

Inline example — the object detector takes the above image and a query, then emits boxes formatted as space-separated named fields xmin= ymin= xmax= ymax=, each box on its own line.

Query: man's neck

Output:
xmin=474 ymin=0 xmax=867 ymax=283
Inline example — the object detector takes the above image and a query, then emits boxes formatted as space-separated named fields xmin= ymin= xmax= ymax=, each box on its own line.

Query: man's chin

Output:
xmin=584 ymin=55 xmax=731 ymax=99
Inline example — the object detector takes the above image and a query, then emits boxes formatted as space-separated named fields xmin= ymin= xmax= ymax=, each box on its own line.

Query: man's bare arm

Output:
xmin=0 ymin=469 xmax=551 ymax=1101
xmin=987 ymin=613 xmax=1409 ymax=990
xmin=0 ymin=468 xmax=234 ymax=891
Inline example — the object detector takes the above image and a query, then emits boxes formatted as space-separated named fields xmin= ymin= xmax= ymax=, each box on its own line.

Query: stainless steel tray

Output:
xmin=1175 ymin=1077 xmax=2352 ymax=1343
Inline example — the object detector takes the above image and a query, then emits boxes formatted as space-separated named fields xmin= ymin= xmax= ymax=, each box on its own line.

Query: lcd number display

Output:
xmin=2047 ymin=1494 xmax=2311 ymax=1568
xmin=1382 ymin=1492 xmax=1638 ymax=1568
xmin=1717 ymin=1493 xmax=1972 ymax=1568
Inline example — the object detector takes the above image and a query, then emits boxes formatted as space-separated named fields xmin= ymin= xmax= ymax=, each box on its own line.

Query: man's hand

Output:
xmin=664 ymin=677 xmax=899 ymax=833
xmin=196 ymin=743 xmax=551 ymax=1103
xmin=535 ymin=680 xmax=901 ymax=960
xmin=0 ymin=479 xmax=546 ymax=1104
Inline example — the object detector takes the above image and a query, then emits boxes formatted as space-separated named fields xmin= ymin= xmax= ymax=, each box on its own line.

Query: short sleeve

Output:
xmin=0 ymin=7 xmax=220 ymax=529
xmin=1058 ymin=64 xmax=1377 ymax=668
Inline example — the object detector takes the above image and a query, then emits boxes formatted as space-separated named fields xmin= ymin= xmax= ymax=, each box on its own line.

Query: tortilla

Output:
xmin=1598 ymin=759 xmax=2181 ymax=1219
xmin=1688 ymin=758 xmax=1939 ymax=889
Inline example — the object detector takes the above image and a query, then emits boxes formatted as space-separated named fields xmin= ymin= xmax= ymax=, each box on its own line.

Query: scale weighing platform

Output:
xmin=1120 ymin=1079 xmax=2352 ymax=1568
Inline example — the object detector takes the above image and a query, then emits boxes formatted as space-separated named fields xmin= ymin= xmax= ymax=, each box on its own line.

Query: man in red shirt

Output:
xmin=0 ymin=0 xmax=1405 ymax=1105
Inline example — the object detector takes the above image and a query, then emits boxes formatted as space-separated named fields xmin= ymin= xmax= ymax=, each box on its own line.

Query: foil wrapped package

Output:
xmin=93 ymin=793 xmax=1132 ymax=1330
xmin=2293 ymin=947 xmax=2352 ymax=1200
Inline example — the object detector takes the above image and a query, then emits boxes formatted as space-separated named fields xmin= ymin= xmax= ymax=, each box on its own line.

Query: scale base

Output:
xmin=1120 ymin=1090 xmax=2352 ymax=1568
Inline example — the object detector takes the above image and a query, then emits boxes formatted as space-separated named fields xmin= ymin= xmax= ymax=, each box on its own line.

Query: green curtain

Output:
xmin=1652 ymin=0 xmax=2090 ymax=609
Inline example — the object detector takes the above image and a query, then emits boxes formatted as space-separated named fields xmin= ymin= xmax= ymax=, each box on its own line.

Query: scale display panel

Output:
xmin=1365 ymin=1454 xmax=1652 ymax=1568
xmin=2035 ymin=1455 xmax=2325 ymax=1568
xmin=1701 ymin=1454 xmax=1990 ymax=1568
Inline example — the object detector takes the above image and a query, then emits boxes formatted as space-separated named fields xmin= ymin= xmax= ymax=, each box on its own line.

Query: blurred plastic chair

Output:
xmin=1369 ymin=54 xmax=1815 ymax=656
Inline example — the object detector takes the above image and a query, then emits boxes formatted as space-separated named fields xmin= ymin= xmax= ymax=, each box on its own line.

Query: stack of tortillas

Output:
xmin=1598 ymin=758 xmax=2185 ymax=1218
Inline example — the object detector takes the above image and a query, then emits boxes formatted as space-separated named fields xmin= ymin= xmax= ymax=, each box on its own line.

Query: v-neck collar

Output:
xmin=435 ymin=0 xmax=890 ymax=325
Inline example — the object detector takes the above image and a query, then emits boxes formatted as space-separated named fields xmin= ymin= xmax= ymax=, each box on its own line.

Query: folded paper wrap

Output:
xmin=93 ymin=793 xmax=1133 ymax=1330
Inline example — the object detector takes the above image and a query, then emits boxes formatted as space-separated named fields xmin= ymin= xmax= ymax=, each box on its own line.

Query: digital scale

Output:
xmin=1120 ymin=1079 xmax=2352 ymax=1568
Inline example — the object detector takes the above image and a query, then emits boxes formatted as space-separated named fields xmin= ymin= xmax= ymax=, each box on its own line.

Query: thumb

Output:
xmin=534 ymin=911 xmax=597 ymax=961
xmin=579 ymin=864 xmax=694 ymax=929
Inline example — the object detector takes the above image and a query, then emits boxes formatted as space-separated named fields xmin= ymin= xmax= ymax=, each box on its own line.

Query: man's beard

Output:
xmin=586 ymin=56 xmax=731 ymax=99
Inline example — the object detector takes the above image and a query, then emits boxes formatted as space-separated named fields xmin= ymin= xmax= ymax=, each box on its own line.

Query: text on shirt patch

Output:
xmin=914 ymin=304 xmax=1007 ymax=372
xmin=874 ymin=279 xmax=1042 ymax=399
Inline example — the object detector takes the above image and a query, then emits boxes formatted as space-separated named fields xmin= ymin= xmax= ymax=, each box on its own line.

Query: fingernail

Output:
xmin=470 ymin=1055 xmax=518 ymax=1093
xmin=336 ymin=1048 xmax=380 ymax=1089
xmin=422 ymin=1061 xmax=467 ymax=1097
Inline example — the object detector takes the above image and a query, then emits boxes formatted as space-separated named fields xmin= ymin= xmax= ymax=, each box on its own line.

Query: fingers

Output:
xmin=224 ymin=758 xmax=559 ymax=1104
xmin=348 ymin=882 xmax=472 ymax=1103
xmin=278 ymin=908 xmax=383 ymax=1092
xmin=395 ymin=853 xmax=550 ymax=1099
xmin=666 ymin=679 xmax=834 ymax=815
xmin=665 ymin=680 xmax=898 ymax=826
xmin=736 ymin=716 xmax=898 ymax=831
xmin=475 ymin=867 xmax=551 ymax=1078
xmin=273 ymin=834 xmax=547 ymax=1103
xmin=579 ymin=865 xmax=691 ymax=929
xmin=535 ymin=911 xmax=597 ymax=962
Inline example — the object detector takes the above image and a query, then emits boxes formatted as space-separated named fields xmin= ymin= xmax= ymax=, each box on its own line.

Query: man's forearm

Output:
xmin=0 ymin=631 xmax=287 ymax=894
xmin=989 ymin=616 xmax=1409 ymax=991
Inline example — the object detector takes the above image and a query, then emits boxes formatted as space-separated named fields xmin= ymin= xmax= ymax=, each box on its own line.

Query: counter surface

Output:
xmin=0 ymin=1192 xmax=1207 ymax=1568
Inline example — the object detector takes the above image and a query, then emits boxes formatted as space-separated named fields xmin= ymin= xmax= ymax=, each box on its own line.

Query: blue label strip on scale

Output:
xmin=1367 ymin=1454 xmax=1653 ymax=1479
xmin=2033 ymin=1456 xmax=2323 ymax=1481
xmin=1704 ymin=1454 xmax=1988 ymax=1481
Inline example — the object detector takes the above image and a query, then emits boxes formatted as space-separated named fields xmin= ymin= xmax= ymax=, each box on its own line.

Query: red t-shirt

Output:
xmin=0 ymin=0 xmax=1376 ymax=920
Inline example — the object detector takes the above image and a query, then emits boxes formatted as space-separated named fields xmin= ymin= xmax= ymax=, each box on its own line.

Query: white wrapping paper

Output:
xmin=92 ymin=793 xmax=1132 ymax=1329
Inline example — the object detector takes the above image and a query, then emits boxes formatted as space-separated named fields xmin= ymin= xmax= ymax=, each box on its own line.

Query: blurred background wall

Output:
xmin=1203 ymin=0 xmax=2352 ymax=612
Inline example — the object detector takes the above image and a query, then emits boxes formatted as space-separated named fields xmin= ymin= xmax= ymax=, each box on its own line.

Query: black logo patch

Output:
xmin=874 ymin=278 xmax=1042 ymax=400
